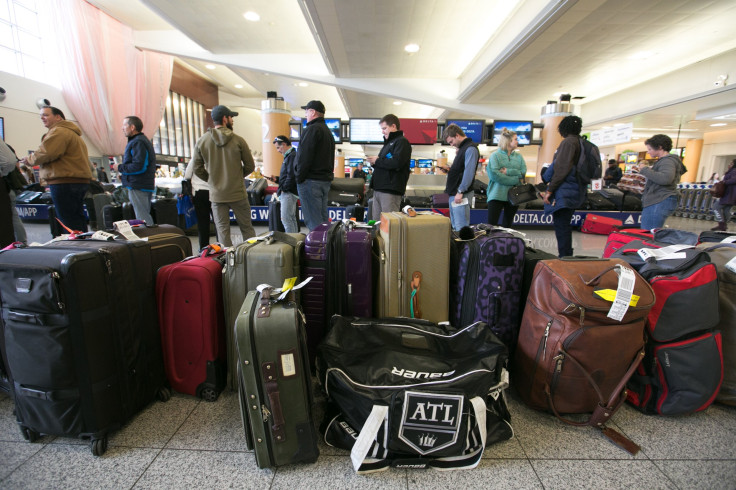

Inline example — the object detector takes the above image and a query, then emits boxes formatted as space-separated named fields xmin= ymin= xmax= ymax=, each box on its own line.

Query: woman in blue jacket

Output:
xmin=487 ymin=129 xmax=527 ymax=227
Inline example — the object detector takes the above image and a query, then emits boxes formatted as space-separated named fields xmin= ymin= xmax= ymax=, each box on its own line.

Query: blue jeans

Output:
xmin=297 ymin=179 xmax=331 ymax=231
xmin=280 ymin=192 xmax=299 ymax=233
xmin=449 ymin=191 xmax=473 ymax=231
xmin=641 ymin=195 xmax=678 ymax=230
xmin=49 ymin=183 xmax=89 ymax=232
xmin=552 ymin=207 xmax=574 ymax=257
xmin=127 ymin=188 xmax=154 ymax=226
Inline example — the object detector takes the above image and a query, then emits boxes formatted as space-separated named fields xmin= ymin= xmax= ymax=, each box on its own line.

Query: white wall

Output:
xmin=0 ymin=72 xmax=103 ymax=157
xmin=700 ymin=128 xmax=736 ymax=180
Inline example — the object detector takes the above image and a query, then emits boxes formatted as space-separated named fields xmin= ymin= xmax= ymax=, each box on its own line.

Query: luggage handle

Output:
xmin=544 ymin=348 xmax=644 ymax=455
xmin=200 ymin=243 xmax=224 ymax=257
xmin=263 ymin=362 xmax=286 ymax=442
xmin=7 ymin=311 xmax=43 ymax=325
xmin=580 ymin=264 xmax=621 ymax=287
xmin=704 ymin=243 xmax=736 ymax=251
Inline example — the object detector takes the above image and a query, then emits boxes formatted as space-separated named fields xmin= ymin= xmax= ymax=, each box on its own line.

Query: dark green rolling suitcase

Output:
xmin=234 ymin=288 xmax=319 ymax=468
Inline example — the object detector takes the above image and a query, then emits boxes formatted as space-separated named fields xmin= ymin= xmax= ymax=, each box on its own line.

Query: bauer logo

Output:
xmin=398 ymin=391 xmax=463 ymax=455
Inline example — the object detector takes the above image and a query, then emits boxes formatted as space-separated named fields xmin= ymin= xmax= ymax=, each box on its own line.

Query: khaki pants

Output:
xmin=211 ymin=197 xmax=256 ymax=247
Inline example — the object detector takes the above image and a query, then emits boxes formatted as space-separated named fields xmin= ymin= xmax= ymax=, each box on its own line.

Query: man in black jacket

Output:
xmin=273 ymin=135 xmax=299 ymax=233
xmin=365 ymin=114 xmax=412 ymax=218
xmin=296 ymin=100 xmax=335 ymax=231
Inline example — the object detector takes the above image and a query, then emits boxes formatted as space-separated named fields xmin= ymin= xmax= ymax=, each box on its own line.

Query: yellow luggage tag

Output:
xmin=594 ymin=288 xmax=639 ymax=307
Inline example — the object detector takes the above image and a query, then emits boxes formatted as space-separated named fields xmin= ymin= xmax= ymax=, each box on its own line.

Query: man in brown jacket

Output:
xmin=21 ymin=106 xmax=92 ymax=232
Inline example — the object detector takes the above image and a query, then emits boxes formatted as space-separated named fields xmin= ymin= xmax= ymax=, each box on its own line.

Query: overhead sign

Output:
xmin=590 ymin=123 xmax=633 ymax=146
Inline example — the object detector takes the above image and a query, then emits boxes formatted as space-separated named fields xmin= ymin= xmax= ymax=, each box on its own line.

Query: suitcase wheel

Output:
xmin=199 ymin=387 xmax=219 ymax=403
xmin=20 ymin=426 xmax=39 ymax=443
xmin=157 ymin=386 xmax=172 ymax=402
xmin=91 ymin=437 xmax=108 ymax=457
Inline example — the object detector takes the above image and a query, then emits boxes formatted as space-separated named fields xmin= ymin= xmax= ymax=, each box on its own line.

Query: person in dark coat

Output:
xmin=365 ymin=114 xmax=412 ymax=218
xmin=273 ymin=135 xmax=299 ymax=233
xmin=542 ymin=115 xmax=587 ymax=257
xmin=114 ymin=116 xmax=156 ymax=225
xmin=603 ymin=159 xmax=622 ymax=187
xmin=711 ymin=158 xmax=736 ymax=231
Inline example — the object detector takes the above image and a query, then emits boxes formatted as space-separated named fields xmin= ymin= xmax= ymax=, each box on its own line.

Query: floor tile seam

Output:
xmin=648 ymin=458 xmax=684 ymax=490
xmin=128 ymin=446 xmax=165 ymax=490
xmin=160 ymin=397 xmax=202 ymax=450
xmin=1 ymin=439 xmax=52 ymax=483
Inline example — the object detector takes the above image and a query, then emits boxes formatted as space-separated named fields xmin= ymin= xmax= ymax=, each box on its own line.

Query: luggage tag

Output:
xmin=636 ymin=244 xmax=691 ymax=261
xmin=594 ymin=289 xmax=639 ymax=306
xmin=256 ymin=277 xmax=313 ymax=302
xmin=606 ymin=265 xmax=636 ymax=322
xmin=113 ymin=220 xmax=146 ymax=241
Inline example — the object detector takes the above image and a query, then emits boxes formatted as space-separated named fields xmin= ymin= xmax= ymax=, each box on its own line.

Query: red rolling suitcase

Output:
xmin=156 ymin=245 xmax=227 ymax=400
xmin=580 ymin=213 xmax=622 ymax=235
xmin=301 ymin=221 xmax=372 ymax=365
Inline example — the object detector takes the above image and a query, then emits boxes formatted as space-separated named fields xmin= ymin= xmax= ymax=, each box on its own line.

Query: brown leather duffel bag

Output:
xmin=513 ymin=257 xmax=655 ymax=453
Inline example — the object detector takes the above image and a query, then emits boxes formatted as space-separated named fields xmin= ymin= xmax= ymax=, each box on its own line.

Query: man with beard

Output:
xmin=193 ymin=105 xmax=256 ymax=247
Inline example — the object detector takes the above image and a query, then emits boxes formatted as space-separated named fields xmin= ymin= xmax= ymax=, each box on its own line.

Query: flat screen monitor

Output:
xmin=445 ymin=119 xmax=485 ymax=144
xmin=410 ymin=159 xmax=416 ymax=168
xmin=302 ymin=118 xmax=341 ymax=142
xmin=492 ymin=121 xmax=532 ymax=146
xmin=288 ymin=121 xmax=301 ymax=141
xmin=349 ymin=118 xmax=384 ymax=144
xmin=401 ymin=118 xmax=438 ymax=145
xmin=348 ymin=158 xmax=363 ymax=167
xmin=417 ymin=158 xmax=433 ymax=168
xmin=0 ymin=116 xmax=4 ymax=141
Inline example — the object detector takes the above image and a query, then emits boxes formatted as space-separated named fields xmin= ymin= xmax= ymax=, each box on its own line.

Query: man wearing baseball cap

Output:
xmin=193 ymin=104 xmax=256 ymax=246
xmin=273 ymin=135 xmax=299 ymax=233
xmin=296 ymin=100 xmax=335 ymax=230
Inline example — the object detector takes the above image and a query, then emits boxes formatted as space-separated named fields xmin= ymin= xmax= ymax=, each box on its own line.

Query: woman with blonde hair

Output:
xmin=486 ymin=129 xmax=527 ymax=227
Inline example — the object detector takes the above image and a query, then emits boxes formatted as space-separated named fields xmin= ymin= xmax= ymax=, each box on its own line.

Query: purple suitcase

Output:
xmin=450 ymin=225 xmax=525 ymax=350
xmin=302 ymin=221 xmax=372 ymax=364
xmin=431 ymin=193 xmax=449 ymax=208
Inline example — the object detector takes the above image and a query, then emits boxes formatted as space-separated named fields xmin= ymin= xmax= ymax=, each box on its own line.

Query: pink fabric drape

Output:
xmin=49 ymin=0 xmax=172 ymax=155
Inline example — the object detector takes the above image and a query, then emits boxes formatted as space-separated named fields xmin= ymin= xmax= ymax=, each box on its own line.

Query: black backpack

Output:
xmin=576 ymin=138 xmax=602 ymax=185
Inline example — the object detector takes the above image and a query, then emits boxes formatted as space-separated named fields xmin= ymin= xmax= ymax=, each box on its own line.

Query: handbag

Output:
xmin=710 ymin=181 xmax=726 ymax=198
xmin=617 ymin=171 xmax=647 ymax=194
xmin=507 ymin=182 xmax=537 ymax=206
xmin=176 ymin=194 xmax=197 ymax=228
xmin=318 ymin=316 xmax=512 ymax=473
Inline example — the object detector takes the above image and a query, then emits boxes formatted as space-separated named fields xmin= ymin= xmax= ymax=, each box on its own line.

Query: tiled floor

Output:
xmin=2 ymin=216 xmax=735 ymax=489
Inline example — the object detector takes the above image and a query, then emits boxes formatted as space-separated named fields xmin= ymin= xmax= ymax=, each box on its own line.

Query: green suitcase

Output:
xmin=234 ymin=288 xmax=319 ymax=468
xmin=223 ymin=231 xmax=304 ymax=390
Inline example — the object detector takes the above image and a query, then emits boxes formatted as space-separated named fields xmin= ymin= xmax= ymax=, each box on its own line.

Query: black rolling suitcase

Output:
xmin=102 ymin=202 xmax=135 ymax=230
xmin=0 ymin=240 xmax=169 ymax=455
xmin=151 ymin=198 xmax=179 ymax=226
xmin=235 ymin=288 xmax=319 ymax=468
xmin=247 ymin=178 xmax=267 ymax=205
xmin=268 ymin=198 xmax=300 ymax=232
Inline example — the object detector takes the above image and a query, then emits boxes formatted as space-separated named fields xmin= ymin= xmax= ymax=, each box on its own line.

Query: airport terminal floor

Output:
xmin=2 ymin=217 xmax=735 ymax=489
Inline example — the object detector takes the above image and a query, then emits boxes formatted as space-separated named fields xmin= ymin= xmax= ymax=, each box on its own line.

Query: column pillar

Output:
xmin=334 ymin=151 xmax=345 ymax=178
xmin=681 ymin=139 xmax=703 ymax=183
xmin=261 ymin=97 xmax=291 ymax=179
xmin=536 ymin=114 xmax=568 ymax=183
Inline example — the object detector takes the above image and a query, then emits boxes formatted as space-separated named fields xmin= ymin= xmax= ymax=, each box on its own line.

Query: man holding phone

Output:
xmin=365 ymin=114 xmax=412 ymax=219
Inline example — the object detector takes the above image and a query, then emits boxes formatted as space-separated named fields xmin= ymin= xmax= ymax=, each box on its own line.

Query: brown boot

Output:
xmin=710 ymin=221 xmax=727 ymax=231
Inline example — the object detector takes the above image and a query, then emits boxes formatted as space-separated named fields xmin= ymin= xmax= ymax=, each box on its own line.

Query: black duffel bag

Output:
xmin=317 ymin=316 xmax=512 ymax=473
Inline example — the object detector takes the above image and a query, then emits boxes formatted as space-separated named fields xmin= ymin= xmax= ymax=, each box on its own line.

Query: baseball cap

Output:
xmin=301 ymin=100 xmax=325 ymax=113
xmin=273 ymin=135 xmax=290 ymax=145
xmin=211 ymin=105 xmax=238 ymax=123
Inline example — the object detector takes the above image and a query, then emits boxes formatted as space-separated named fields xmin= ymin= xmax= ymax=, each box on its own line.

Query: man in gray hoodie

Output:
xmin=193 ymin=105 xmax=256 ymax=246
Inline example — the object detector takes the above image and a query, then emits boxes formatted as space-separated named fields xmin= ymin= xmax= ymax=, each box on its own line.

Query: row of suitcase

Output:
xmin=674 ymin=187 xmax=717 ymax=220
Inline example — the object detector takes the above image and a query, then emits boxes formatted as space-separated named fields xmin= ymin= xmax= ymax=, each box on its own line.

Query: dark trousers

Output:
xmin=192 ymin=189 xmax=212 ymax=250
xmin=49 ymin=183 xmax=88 ymax=232
xmin=552 ymin=207 xmax=574 ymax=257
xmin=487 ymin=200 xmax=519 ymax=228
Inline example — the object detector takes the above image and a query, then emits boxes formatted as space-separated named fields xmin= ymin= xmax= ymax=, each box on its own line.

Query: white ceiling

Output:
xmin=87 ymin=0 xmax=736 ymax=140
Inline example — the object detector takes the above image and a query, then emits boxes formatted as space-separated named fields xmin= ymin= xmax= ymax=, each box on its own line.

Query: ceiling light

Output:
xmin=404 ymin=43 xmax=420 ymax=53
xmin=298 ymin=82 xmax=309 ymax=87
xmin=243 ymin=11 xmax=260 ymax=21
xmin=234 ymin=84 xmax=243 ymax=89
xmin=205 ymin=64 xmax=215 ymax=70
xmin=710 ymin=123 xmax=727 ymax=127
xmin=393 ymin=101 xmax=402 ymax=105
xmin=628 ymin=50 xmax=654 ymax=60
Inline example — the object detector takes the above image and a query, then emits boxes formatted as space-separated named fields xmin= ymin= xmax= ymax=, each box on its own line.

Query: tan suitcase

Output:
xmin=223 ymin=231 xmax=304 ymax=390
xmin=375 ymin=212 xmax=451 ymax=323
